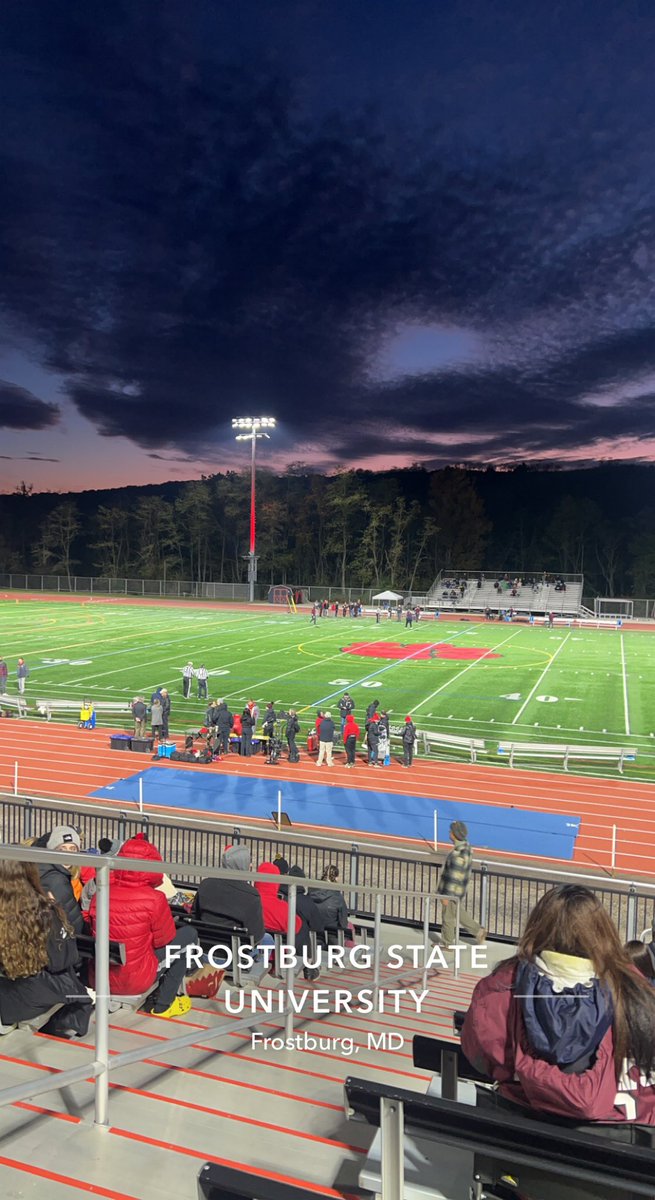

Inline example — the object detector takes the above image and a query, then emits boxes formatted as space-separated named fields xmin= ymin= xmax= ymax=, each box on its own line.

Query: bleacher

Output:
xmin=413 ymin=569 xmax=584 ymax=616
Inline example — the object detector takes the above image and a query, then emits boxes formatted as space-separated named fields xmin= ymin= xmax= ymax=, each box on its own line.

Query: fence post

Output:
xmin=373 ymin=893 xmax=382 ymax=1009
xmin=284 ymin=884 xmax=297 ymax=1040
xmin=627 ymin=885 xmax=638 ymax=941
xmin=348 ymin=843 xmax=359 ymax=912
xmin=118 ymin=812 xmax=127 ymax=843
xmin=23 ymin=799 xmax=33 ymax=840
xmin=233 ymin=827 xmax=241 ymax=844
xmin=479 ymin=862 xmax=490 ymax=930
xmin=94 ymin=860 xmax=110 ymax=1126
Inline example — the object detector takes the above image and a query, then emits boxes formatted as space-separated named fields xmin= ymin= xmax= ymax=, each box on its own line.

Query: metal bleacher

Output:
xmin=413 ymin=570 xmax=584 ymax=616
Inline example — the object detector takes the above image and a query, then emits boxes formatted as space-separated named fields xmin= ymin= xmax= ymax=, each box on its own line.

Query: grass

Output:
xmin=3 ymin=598 xmax=655 ymax=778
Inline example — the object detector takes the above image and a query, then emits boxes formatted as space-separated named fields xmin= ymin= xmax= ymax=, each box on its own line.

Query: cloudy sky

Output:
xmin=2 ymin=0 xmax=655 ymax=492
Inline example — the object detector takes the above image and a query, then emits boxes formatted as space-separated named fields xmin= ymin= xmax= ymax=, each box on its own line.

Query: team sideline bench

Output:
xmin=390 ymin=726 xmax=486 ymax=763
xmin=0 ymin=695 xmax=28 ymax=717
xmin=36 ymin=697 xmax=133 ymax=721
xmin=497 ymin=741 xmax=636 ymax=773
xmin=345 ymin=1076 xmax=655 ymax=1200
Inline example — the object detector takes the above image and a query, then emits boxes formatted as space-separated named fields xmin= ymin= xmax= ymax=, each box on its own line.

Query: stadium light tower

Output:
xmin=232 ymin=417 xmax=276 ymax=602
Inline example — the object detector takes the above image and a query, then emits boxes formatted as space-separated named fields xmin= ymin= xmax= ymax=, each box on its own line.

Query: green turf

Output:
xmin=2 ymin=599 xmax=655 ymax=779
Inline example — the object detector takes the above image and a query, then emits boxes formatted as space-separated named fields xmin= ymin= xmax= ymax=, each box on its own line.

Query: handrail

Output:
xmin=0 ymin=842 xmax=457 ymax=1126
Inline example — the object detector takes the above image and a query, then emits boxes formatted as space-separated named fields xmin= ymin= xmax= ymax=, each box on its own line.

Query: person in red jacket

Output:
xmin=254 ymin=862 xmax=310 ymax=964
xmin=342 ymin=713 xmax=360 ymax=768
xmin=89 ymin=834 xmax=218 ymax=1018
xmin=462 ymin=885 xmax=655 ymax=1132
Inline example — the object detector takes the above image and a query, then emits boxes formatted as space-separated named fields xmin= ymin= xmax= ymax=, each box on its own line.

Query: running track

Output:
xmin=1 ymin=718 xmax=654 ymax=879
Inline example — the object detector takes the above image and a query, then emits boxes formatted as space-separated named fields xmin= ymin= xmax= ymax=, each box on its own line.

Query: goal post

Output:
xmin=593 ymin=597 xmax=633 ymax=619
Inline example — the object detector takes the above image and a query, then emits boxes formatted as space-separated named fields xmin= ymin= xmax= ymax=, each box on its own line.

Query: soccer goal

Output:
xmin=268 ymin=585 xmax=297 ymax=612
xmin=593 ymin=597 xmax=633 ymax=619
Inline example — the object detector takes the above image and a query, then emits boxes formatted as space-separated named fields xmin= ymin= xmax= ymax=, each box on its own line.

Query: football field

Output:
xmin=2 ymin=597 xmax=655 ymax=778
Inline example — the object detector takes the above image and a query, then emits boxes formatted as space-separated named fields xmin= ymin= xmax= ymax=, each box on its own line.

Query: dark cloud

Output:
xmin=1 ymin=1 xmax=655 ymax=467
xmin=0 ymin=380 xmax=60 ymax=430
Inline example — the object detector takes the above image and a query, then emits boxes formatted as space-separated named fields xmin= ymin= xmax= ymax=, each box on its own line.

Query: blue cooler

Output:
xmin=158 ymin=741 xmax=176 ymax=758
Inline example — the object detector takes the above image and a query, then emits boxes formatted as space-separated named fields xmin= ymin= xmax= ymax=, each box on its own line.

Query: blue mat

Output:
xmin=91 ymin=767 xmax=579 ymax=858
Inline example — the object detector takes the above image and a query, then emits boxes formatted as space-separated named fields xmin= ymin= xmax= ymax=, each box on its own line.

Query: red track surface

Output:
xmin=1 ymin=718 xmax=655 ymax=881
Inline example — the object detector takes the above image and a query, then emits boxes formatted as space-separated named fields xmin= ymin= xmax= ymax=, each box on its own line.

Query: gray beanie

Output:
xmin=450 ymin=820 xmax=468 ymax=842
xmin=47 ymin=825 xmax=81 ymax=851
xmin=222 ymin=844 xmax=250 ymax=872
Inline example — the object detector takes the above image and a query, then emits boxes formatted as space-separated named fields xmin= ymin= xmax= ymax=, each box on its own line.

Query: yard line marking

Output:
xmin=409 ymin=628 xmax=523 ymax=713
xmin=620 ymin=633 xmax=631 ymax=736
xmin=511 ymin=631 xmax=572 ymax=725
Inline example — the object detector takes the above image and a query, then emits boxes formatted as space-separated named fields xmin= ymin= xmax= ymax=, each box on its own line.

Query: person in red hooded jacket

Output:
xmin=254 ymin=862 xmax=310 ymax=965
xmin=462 ymin=886 xmax=655 ymax=1136
xmin=89 ymin=834 xmax=215 ymax=1018
xmin=342 ymin=713 xmax=360 ymax=768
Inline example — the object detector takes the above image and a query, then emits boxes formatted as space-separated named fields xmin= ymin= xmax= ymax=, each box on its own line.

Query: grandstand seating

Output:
xmin=414 ymin=571 xmax=584 ymax=615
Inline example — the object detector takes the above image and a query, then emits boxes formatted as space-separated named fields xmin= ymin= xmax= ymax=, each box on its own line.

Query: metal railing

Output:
xmin=1 ymin=794 xmax=653 ymax=942
xmin=0 ymin=841 xmax=456 ymax=1126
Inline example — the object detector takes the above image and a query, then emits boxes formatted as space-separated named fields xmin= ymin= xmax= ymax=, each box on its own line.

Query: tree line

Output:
xmin=0 ymin=463 xmax=654 ymax=597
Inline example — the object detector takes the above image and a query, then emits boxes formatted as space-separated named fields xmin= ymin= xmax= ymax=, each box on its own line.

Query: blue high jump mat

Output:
xmin=91 ymin=767 xmax=580 ymax=859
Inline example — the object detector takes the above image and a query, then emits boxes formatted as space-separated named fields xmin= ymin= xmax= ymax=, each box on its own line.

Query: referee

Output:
xmin=182 ymin=661 xmax=195 ymax=699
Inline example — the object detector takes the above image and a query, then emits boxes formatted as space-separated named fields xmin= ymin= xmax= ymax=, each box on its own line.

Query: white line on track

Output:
xmin=511 ymin=631 xmax=572 ymax=725
xmin=620 ymin=633 xmax=631 ymax=736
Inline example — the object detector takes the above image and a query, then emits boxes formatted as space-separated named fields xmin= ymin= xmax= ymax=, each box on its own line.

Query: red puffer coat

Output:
xmin=462 ymin=959 xmax=655 ymax=1124
xmin=89 ymin=834 xmax=176 ymax=995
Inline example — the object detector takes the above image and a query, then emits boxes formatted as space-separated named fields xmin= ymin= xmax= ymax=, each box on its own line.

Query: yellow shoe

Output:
xmin=151 ymin=995 xmax=192 ymax=1019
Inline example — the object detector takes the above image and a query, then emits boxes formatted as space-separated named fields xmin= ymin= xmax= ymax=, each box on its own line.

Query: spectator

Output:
xmin=131 ymin=696 xmax=147 ymax=738
xmin=16 ymin=658 xmax=29 ymax=694
xmin=366 ymin=712 xmax=380 ymax=765
xmin=0 ymin=860 xmax=93 ymax=1036
xmin=36 ymin=826 xmax=84 ymax=934
xmin=262 ymin=703 xmax=277 ymax=738
xmin=215 ymin=699 xmax=234 ymax=754
xmin=436 ymin=821 xmax=485 ymax=948
xmin=401 ymin=715 xmax=417 ymax=767
xmin=275 ymin=859 xmax=323 ymax=979
xmin=150 ymin=696 xmax=163 ymax=741
xmin=316 ymin=710 xmax=335 ymax=767
xmin=624 ymin=939 xmax=655 ymax=984
xmin=0 ymin=657 xmax=7 ymax=694
xmin=89 ymin=833 xmax=215 ymax=1015
xmin=377 ymin=723 xmax=390 ymax=766
xmin=241 ymin=705 xmax=254 ymax=756
xmin=286 ymin=709 xmax=300 ymax=762
xmin=182 ymin=661 xmax=194 ymax=699
xmin=405 ymin=609 xmax=414 ymax=627
xmin=160 ymin=689 xmax=171 ymax=738
xmin=309 ymin=865 xmax=350 ymax=942
xmin=194 ymin=845 xmax=265 ymax=946
xmin=343 ymin=712 xmax=360 ymax=768
xmin=338 ymin=692 xmax=354 ymax=733
xmin=462 ymin=885 xmax=655 ymax=1132
xmin=366 ymin=698 xmax=380 ymax=721
xmin=255 ymin=862 xmax=309 ymax=961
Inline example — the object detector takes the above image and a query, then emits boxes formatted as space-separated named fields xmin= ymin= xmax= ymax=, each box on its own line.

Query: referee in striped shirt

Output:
xmin=196 ymin=664 xmax=208 ymax=699
xmin=183 ymin=661 xmax=195 ymax=698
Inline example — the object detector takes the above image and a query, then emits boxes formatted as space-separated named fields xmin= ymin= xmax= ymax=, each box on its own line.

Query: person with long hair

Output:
xmin=0 ymin=860 xmax=92 ymax=1034
xmin=309 ymin=864 xmax=350 ymax=941
xmin=462 ymin=885 xmax=655 ymax=1126
xmin=624 ymin=939 xmax=655 ymax=985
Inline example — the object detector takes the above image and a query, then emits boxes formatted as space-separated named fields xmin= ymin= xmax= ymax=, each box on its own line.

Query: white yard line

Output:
xmin=620 ymin=633 xmax=631 ymax=736
xmin=511 ymin=631 xmax=572 ymax=725
xmin=410 ymin=628 xmax=524 ymax=714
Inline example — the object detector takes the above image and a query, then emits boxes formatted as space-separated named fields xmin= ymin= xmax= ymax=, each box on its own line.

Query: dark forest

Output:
xmin=0 ymin=464 xmax=652 ymax=598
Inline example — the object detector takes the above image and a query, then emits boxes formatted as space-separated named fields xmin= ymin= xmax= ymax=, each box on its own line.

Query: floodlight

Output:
xmin=232 ymin=414 xmax=276 ymax=602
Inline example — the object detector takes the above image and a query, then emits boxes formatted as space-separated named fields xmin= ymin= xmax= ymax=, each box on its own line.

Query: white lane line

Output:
xmin=621 ymin=633 xmax=631 ymax=736
xmin=511 ymin=631 xmax=572 ymax=725
xmin=410 ymin=628 xmax=524 ymax=713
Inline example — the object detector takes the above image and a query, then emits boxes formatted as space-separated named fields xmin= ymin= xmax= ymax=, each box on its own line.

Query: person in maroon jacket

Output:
xmin=89 ymin=834 xmax=220 ymax=1017
xmin=462 ymin=885 xmax=655 ymax=1133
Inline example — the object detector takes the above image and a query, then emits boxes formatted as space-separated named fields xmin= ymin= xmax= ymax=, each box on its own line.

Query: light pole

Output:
xmin=232 ymin=417 xmax=276 ymax=603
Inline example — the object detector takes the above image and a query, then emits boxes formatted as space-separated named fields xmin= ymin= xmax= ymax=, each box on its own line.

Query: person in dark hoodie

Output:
xmin=194 ymin=845 xmax=265 ymax=945
xmin=215 ymin=700 xmax=234 ymax=755
xmin=624 ymin=939 xmax=655 ymax=984
xmin=0 ymin=860 xmax=93 ymax=1036
xmin=240 ymin=704 xmax=255 ymax=756
xmin=309 ymin=864 xmax=350 ymax=942
xmin=35 ymin=826 xmax=84 ymax=935
xmin=462 ymin=885 xmax=655 ymax=1140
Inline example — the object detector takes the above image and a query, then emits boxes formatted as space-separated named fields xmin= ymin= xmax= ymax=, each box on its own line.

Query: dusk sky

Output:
xmin=2 ymin=0 xmax=655 ymax=493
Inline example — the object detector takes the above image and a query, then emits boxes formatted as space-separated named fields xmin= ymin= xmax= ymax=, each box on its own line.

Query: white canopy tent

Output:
xmin=372 ymin=589 xmax=404 ymax=601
